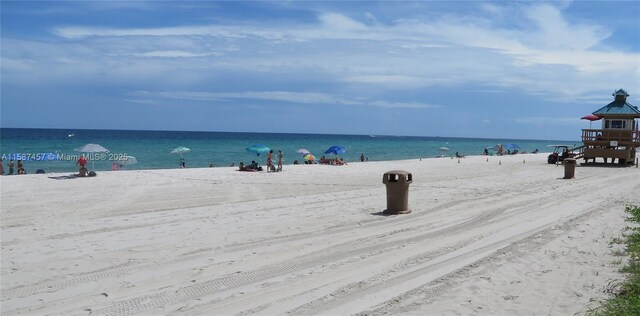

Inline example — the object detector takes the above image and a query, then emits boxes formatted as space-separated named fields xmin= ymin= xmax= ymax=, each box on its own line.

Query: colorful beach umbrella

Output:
xmin=304 ymin=154 xmax=316 ymax=161
xmin=324 ymin=145 xmax=346 ymax=155
xmin=246 ymin=144 xmax=270 ymax=156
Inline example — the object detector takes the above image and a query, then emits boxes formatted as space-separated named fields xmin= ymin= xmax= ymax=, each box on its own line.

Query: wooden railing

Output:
xmin=582 ymin=129 xmax=640 ymax=147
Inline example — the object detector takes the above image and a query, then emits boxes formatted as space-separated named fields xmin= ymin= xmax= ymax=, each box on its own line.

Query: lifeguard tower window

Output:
xmin=605 ymin=120 xmax=626 ymax=129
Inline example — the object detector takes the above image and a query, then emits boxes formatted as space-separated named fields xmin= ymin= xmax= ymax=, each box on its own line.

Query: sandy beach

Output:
xmin=1 ymin=154 xmax=639 ymax=315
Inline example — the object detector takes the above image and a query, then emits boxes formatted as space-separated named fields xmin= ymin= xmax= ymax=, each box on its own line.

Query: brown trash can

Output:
xmin=382 ymin=170 xmax=412 ymax=214
xmin=563 ymin=158 xmax=576 ymax=179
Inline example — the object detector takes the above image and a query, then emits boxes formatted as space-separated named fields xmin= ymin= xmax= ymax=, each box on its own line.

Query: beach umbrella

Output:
xmin=75 ymin=143 xmax=109 ymax=154
xmin=74 ymin=143 xmax=109 ymax=170
xmin=503 ymin=144 xmax=520 ymax=150
xmin=581 ymin=114 xmax=601 ymax=129
xmin=304 ymin=154 xmax=316 ymax=162
xmin=170 ymin=146 xmax=191 ymax=158
xmin=297 ymin=148 xmax=311 ymax=155
xmin=324 ymin=145 xmax=346 ymax=155
xmin=246 ymin=144 xmax=270 ymax=156
xmin=119 ymin=155 xmax=137 ymax=167
xmin=171 ymin=147 xmax=190 ymax=167
xmin=437 ymin=146 xmax=450 ymax=157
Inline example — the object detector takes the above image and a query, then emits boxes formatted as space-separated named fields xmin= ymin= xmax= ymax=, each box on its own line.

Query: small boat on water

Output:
xmin=68 ymin=133 xmax=75 ymax=138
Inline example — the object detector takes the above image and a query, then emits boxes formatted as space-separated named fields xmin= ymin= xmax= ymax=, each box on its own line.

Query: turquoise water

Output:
xmin=0 ymin=128 xmax=579 ymax=173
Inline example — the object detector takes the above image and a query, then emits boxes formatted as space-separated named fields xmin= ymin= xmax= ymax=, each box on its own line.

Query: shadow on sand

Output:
xmin=48 ymin=175 xmax=79 ymax=180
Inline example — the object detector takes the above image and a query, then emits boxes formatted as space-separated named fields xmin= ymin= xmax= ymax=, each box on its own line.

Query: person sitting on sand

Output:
xmin=249 ymin=160 xmax=262 ymax=171
xmin=335 ymin=157 xmax=348 ymax=165
xmin=238 ymin=162 xmax=246 ymax=171
xmin=17 ymin=160 xmax=26 ymax=174
xmin=0 ymin=158 xmax=4 ymax=175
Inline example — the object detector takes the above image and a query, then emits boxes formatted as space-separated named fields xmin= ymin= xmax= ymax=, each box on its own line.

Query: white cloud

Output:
xmin=127 ymin=90 xmax=440 ymax=109
xmin=134 ymin=50 xmax=213 ymax=58
xmin=319 ymin=13 xmax=368 ymax=31
xmin=514 ymin=117 xmax=583 ymax=126
xmin=3 ymin=3 xmax=637 ymax=106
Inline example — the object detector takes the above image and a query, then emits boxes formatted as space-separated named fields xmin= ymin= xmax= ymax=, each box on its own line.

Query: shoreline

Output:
xmin=2 ymin=153 xmax=554 ymax=177
xmin=2 ymin=154 xmax=639 ymax=314
xmin=1 ymin=127 xmax=576 ymax=173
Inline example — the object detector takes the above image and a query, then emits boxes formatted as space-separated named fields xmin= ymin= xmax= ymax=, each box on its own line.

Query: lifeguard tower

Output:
xmin=579 ymin=89 xmax=640 ymax=165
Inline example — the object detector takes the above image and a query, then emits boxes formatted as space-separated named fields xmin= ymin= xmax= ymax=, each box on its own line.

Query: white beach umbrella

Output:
xmin=297 ymin=148 xmax=311 ymax=155
xmin=119 ymin=155 xmax=137 ymax=167
xmin=171 ymin=146 xmax=191 ymax=167
xmin=171 ymin=147 xmax=191 ymax=158
xmin=75 ymin=143 xmax=109 ymax=153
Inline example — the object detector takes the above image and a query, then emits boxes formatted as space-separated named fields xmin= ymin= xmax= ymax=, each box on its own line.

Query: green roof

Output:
xmin=593 ymin=100 xmax=640 ymax=117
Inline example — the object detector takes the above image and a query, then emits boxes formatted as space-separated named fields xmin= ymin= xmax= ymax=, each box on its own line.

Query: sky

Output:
xmin=1 ymin=0 xmax=639 ymax=140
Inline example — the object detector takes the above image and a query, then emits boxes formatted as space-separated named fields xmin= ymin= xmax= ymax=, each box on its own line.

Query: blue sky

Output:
xmin=1 ymin=1 xmax=639 ymax=140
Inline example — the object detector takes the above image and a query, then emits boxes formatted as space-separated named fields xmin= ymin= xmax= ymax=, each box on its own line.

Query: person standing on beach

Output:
xmin=277 ymin=150 xmax=283 ymax=172
xmin=0 ymin=158 xmax=4 ymax=175
xmin=77 ymin=155 xmax=87 ymax=169
xmin=8 ymin=159 xmax=15 ymax=175
xmin=360 ymin=153 xmax=365 ymax=162
xmin=266 ymin=150 xmax=274 ymax=172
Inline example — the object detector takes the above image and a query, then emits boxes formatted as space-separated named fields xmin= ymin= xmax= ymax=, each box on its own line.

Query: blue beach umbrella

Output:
xmin=324 ymin=145 xmax=346 ymax=155
xmin=246 ymin=144 xmax=270 ymax=156
xmin=503 ymin=144 xmax=520 ymax=150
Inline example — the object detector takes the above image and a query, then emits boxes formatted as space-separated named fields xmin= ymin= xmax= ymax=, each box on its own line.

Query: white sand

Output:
xmin=1 ymin=154 xmax=639 ymax=315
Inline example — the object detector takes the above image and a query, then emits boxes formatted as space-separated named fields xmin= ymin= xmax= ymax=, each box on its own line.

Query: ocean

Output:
xmin=0 ymin=128 xmax=579 ymax=173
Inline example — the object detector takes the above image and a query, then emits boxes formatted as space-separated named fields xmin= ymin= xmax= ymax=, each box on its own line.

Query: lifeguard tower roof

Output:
xmin=592 ymin=89 xmax=640 ymax=117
